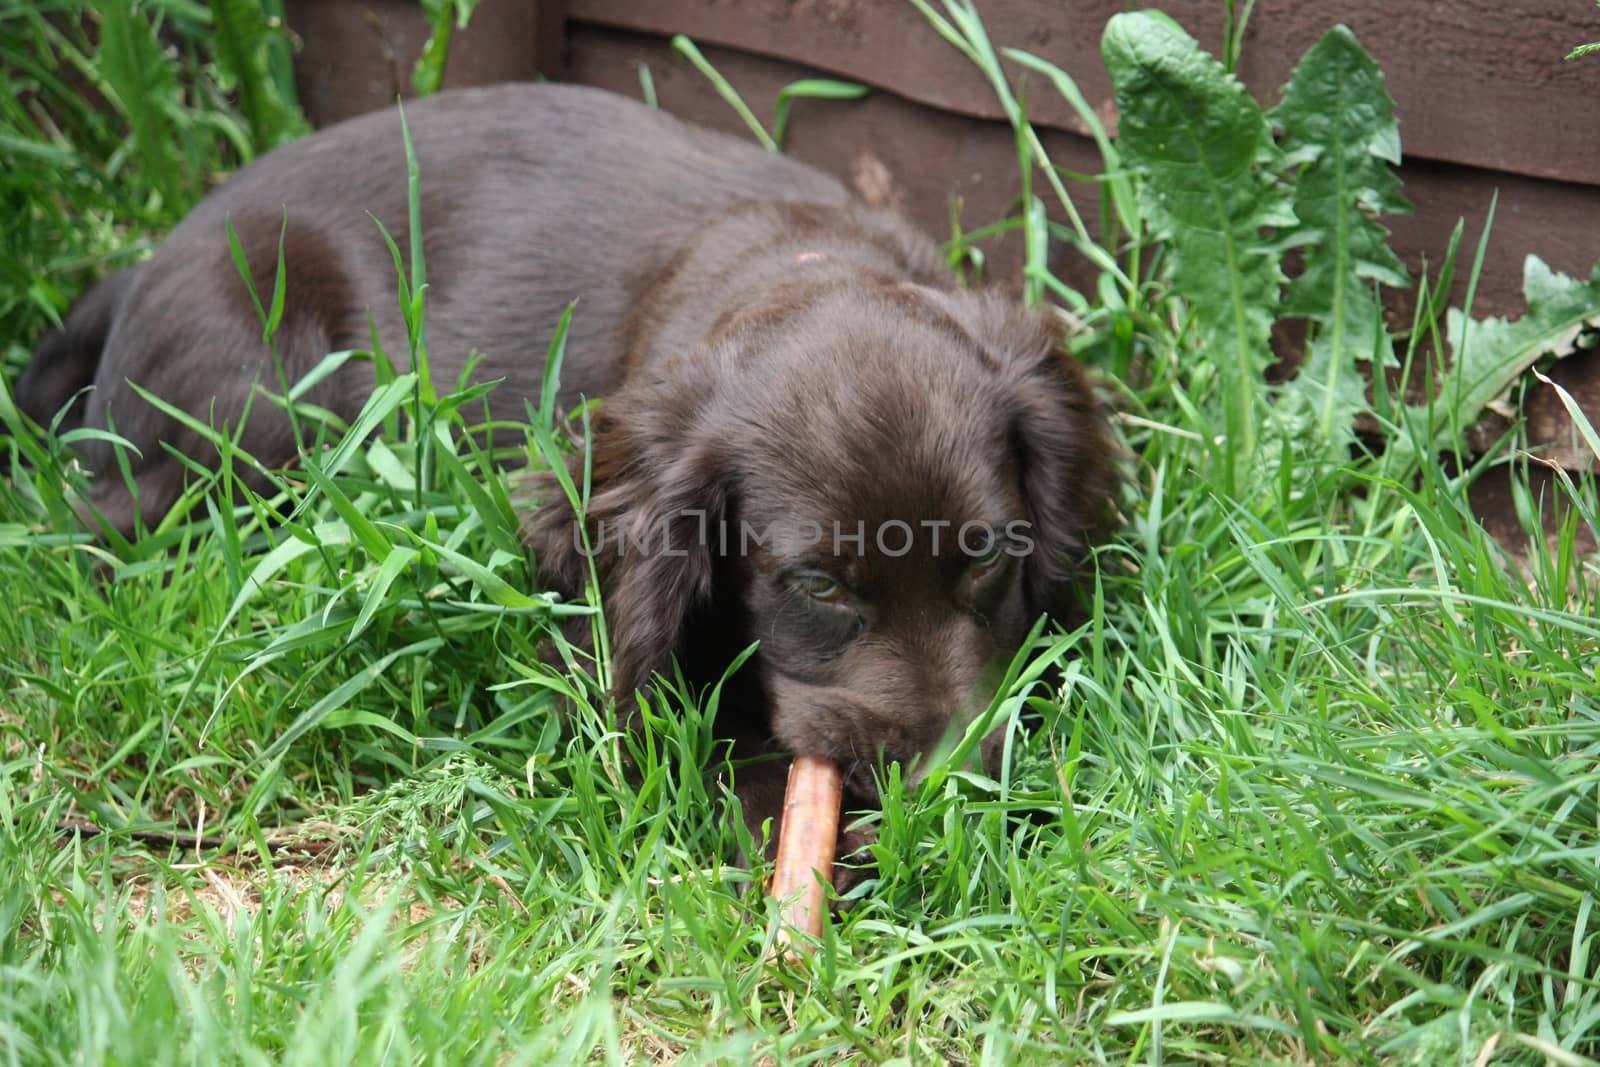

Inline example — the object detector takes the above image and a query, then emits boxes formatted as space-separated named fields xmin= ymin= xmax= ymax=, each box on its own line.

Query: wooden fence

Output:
xmin=283 ymin=0 xmax=1600 ymax=473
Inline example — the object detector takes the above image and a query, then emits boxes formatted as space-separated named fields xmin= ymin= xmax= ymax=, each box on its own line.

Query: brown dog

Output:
xmin=17 ymin=83 xmax=1115 ymax=867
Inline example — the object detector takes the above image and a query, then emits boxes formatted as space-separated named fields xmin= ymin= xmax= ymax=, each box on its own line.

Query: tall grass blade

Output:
xmin=670 ymin=35 xmax=777 ymax=151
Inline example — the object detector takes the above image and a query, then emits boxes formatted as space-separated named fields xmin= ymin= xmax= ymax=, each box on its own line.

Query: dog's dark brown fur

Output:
xmin=17 ymin=83 xmax=1116 ymax=865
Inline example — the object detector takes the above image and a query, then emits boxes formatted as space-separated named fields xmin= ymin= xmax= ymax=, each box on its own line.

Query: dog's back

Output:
xmin=19 ymin=83 xmax=853 ymax=533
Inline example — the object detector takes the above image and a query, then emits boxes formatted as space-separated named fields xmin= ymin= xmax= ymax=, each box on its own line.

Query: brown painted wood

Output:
xmin=567 ymin=26 xmax=1106 ymax=294
xmin=568 ymin=0 xmax=1600 ymax=187
xmin=1469 ymin=459 xmax=1598 ymax=553
xmin=566 ymin=26 xmax=1597 ymax=323
xmin=280 ymin=6 xmax=1599 ymax=475
xmin=285 ymin=0 xmax=564 ymax=128
xmin=283 ymin=3 xmax=1597 ymax=329
xmin=567 ymin=26 xmax=1600 ymax=470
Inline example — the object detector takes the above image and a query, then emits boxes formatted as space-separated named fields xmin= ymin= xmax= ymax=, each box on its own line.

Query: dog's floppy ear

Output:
xmin=939 ymin=290 xmax=1118 ymax=619
xmin=522 ymin=393 xmax=726 ymax=702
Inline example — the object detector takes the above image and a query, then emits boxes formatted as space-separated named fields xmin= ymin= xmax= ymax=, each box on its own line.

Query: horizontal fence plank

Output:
xmin=280 ymin=6 xmax=1600 ymax=470
xmin=285 ymin=0 xmax=561 ymax=127
xmin=571 ymin=22 xmax=1600 ymax=475
xmin=569 ymin=0 xmax=1600 ymax=187
xmin=567 ymin=24 xmax=1598 ymax=325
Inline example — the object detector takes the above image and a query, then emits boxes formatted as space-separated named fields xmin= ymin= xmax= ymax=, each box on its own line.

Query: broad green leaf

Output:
xmin=1103 ymin=11 xmax=1295 ymax=491
xmin=1272 ymin=25 xmax=1412 ymax=461
xmin=1406 ymin=257 xmax=1600 ymax=455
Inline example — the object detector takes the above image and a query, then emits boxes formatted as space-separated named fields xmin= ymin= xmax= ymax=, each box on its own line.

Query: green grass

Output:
xmin=4 ymin=3 xmax=1600 ymax=1064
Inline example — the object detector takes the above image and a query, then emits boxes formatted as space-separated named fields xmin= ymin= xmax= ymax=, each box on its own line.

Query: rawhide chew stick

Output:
xmin=770 ymin=754 xmax=844 ymax=954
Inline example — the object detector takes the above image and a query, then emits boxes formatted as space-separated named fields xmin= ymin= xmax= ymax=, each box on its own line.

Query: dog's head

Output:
xmin=527 ymin=282 xmax=1115 ymax=795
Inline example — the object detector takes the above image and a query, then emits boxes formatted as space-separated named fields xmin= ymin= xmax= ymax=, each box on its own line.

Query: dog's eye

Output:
xmin=795 ymin=571 xmax=848 ymax=604
xmin=971 ymin=543 xmax=1006 ymax=578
